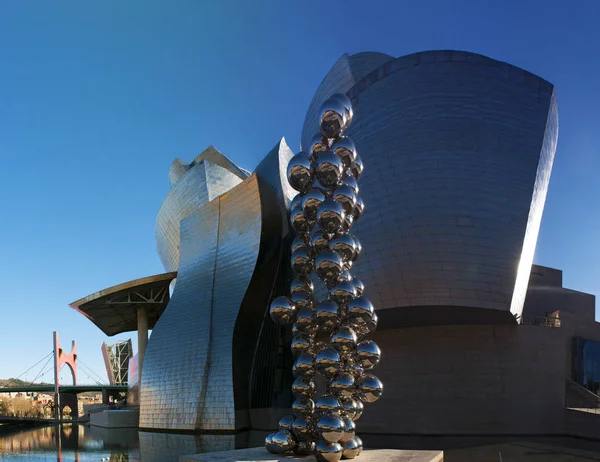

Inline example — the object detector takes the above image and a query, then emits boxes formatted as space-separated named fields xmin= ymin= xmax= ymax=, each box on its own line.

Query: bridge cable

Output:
xmin=8 ymin=351 xmax=53 ymax=385
xmin=77 ymin=358 xmax=109 ymax=385
xmin=28 ymin=353 xmax=54 ymax=386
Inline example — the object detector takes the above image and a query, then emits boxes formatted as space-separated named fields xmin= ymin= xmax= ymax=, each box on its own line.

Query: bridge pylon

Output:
xmin=53 ymin=331 xmax=77 ymax=420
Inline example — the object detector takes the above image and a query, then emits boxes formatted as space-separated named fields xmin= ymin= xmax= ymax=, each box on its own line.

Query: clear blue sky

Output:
xmin=0 ymin=0 xmax=598 ymax=382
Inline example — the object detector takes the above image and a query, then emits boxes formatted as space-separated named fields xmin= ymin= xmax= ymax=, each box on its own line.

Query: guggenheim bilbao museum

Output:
xmin=71 ymin=50 xmax=600 ymax=436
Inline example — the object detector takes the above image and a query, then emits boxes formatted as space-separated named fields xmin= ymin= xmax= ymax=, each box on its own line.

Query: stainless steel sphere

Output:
xmin=330 ymin=234 xmax=356 ymax=263
xmin=315 ymin=394 xmax=342 ymax=414
xmin=331 ymin=136 xmax=357 ymax=169
xmin=351 ymin=235 xmax=362 ymax=262
xmin=360 ymin=312 xmax=378 ymax=336
xmin=353 ymin=400 xmax=364 ymax=421
xmin=291 ymin=334 xmax=313 ymax=357
xmin=310 ymin=230 xmax=331 ymax=255
xmin=330 ymin=372 xmax=355 ymax=398
xmin=287 ymin=152 xmax=314 ymax=193
xmin=267 ymin=429 xmax=295 ymax=454
xmin=317 ymin=200 xmax=346 ymax=234
xmin=307 ymin=133 xmax=330 ymax=158
xmin=354 ymin=435 xmax=364 ymax=455
xmin=319 ymin=97 xmax=348 ymax=139
xmin=350 ymin=154 xmax=364 ymax=180
xmin=315 ymin=440 xmax=344 ymax=462
xmin=295 ymin=307 xmax=316 ymax=335
xmin=315 ymin=151 xmax=344 ymax=188
xmin=292 ymin=396 xmax=315 ymax=417
xmin=357 ymin=373 xmax=383 ymax=403
xmin=316 ymin=412 xmax=345 ymax=444
xmin=269 ymin=296 xmax=295 ymax=325
xmin=290 ymin=275 xmax=314 ymax=298
xmin=329 ymin=281 xmax=357 ymax=307
xmin=331 ymin=184 xmax=357 ymax=216
xmin=352 ymin=196 xmax=365 ymax=221
xmin=278 ymin=413 xmax=295 ymax=431
xmin=347 ymin=296 xmax=375 ymax=329
xmin=315 ymin=347 xmax=342 ymax=377
xmin=342 ymin=176 xmax=359 ymax=195
xmin=302 ymin=188 xmax=327 ymax=220
xmin=290 ymin=193 xmax=302 ymax=211
xmin=265 ymin=432 xmax=276 ymax=453
xmin=315 ymin=300 xmax=340 ymax=332
xmin=291 ymin=376 xmax=316 ymax=398
xmin=290 ymin=204 xmax=315 ymax=234
xmin=343 ymin=214 xmax=354 ymax=233
xmin=291 ymin=236 xmax=308 ymax=254
xmin=291 ymin=414 xmax=313 ymax=441
xmin=338 ymin=269 xmax=353 ymax=283
xmin=293 ymin=352 xmax=316 ymax=378
xmin=330 ymin=326 xmax=358 ymax=354
xmin=356 ymin=340 xmax=381 ymax=370
xmin=342 ymin=437 xmax=361 ymax=459
xmin=291 ymin=246 xmax=314 ymax=275
xmin=352 ymin=277 xmax=365 ymax=296
xmin=340 ymin=416 xmax=356 ymax=443
xmin=339 ymin=397 xmax=359 ymax=420
xmin=294 ymin=440 xmax=316 ymax=455
xmin=291 ymin=291 xmax=313 ymax=312
xmin=316 ymin=250 xmax=344 ymax=283
xmin=330 ymin=93 xmax=354 ymax=126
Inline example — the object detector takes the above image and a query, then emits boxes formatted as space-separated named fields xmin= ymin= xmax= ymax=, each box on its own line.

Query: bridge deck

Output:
xmin=0 ymin=385 xmax=127 ymax=394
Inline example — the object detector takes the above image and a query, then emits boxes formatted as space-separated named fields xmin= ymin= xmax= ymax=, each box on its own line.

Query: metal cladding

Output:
xmin=140 ymin=140 xmax=294 ymax=431
xmin=266 ymin=95 xmax=380 ymax=460
xmin=301 ymin=50 xmax=558 ymax=325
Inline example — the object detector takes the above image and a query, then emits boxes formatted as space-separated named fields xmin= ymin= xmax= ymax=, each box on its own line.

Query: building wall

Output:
xmin=301 ymin=50 xmax=558 ymax=324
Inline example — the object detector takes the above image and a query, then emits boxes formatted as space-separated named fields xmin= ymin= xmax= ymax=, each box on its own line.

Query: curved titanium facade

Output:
xmin=302 ymin=50 xmax=558 ymax=325
xmin=141 ymin=141 xmax=294 ymax=431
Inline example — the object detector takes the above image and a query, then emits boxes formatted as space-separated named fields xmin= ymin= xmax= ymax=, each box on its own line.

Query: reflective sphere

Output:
xmin=352 ymin=196 xmax=365 ymax=221
xmin=316 ymin=412 xmax=345 ymax=444
xmin=290 ymin=275 xmax=314 ymax=298
xmin=353 ymin=400 xmax=364 ymax=421
xmin=350 ymin=154 xmax=364 ymax=180
xmin=351 ymin=235 xmax=362 ymax=261
xmin=339 ymin=269 xmax=353 ymax=283
xmin=291 ymin=236 xmax=308 ymax=254
xmin=269 ymin=296 xmax=295 ymax=325
xmin=330 ymin=234 xmax=356 ymax=263
xmin=278 ymin=413 xmax=295 ymax=431
xmin=354 ymin=435 xmax=364 ymax=455
xmin=307 ymin=133 xmax=330 ymax=158
xmin=330 ymin=372 xmax=355 ymax=398
xmin=347 ymin=296 xmax=375 ymax=329
xmin=352 ymin=277 xmax=365 ymax=296
xmin=294 ymin=440 xmax=315 ymax=455
xmin=340 ymin=416 xmax=356 ymax=443
xmin=291 ymin=291 xmax=313 ymax=312
xmin=265 ymin=432 xmax=276 ymax=454
xmin=291 ymin=247 xmax=314 ymax=275
xmin=290 ymin=193 xmax=302 ymax=212
xmin=292 ymin=396 xmax=315 ymax=417
xmin=291 ymin=415 xmax=313 ymax=441
xmin=330 ymin=92 xmax=354 ymax=126
xmin=302 ymin=188 xmax=327 ymax=220
xmin=330 ymin=326 xmax=358 ymax=353
xmin=315 ymin=440 xmax=343 ymax=462
xmin=316 ymin=250 xmax=344 ymax=283
xmin=293 ymin=353 xmax=316 ymax=378
xmin=311 ymin=230 xmax=331 ymax=255
xmin=339 ymin=397 xmax=359 ymax=420
xmin=317 ymin=200 xmax=346 ymax=234
xmin=291 ymin=376 xmax=316 ymax=398
xmin=361 ymin=312 xmax=378 ymax=336
xmin=331 ymin=184 xmax=357 ymax=216
xmin=291 ymin=334 xmax=313 ymax=357
xmin=287 ymin=152 xmax=314 ymax=193
xmin=331 ymin=136 xmax=357 ymax=169
xmin=319 ymin=98 xmax=347 ymax=139
xmin=315 ymin=151 xmax=344 ymax=188
xmin=315 ymin=300 xmax=340 ymax=332
xmin=315 ymin=394 xmax=341 ymax=414
xmin=315 ymin=348 xmax=342 ymax=377
xmin=268 ymin=429 xmax=295 ymax=454
xmin=342 ymin=438 xmax=361 ymax=459
xmin=356 ymin=340 xmax=381 ymax=370
xmin=357 ymin=373 xmax=384 ymax=403
xmin=290 ymin=205 xmax=314 ymax=234
xmin=342 ymin=176 xmax=359 ymax=195
xmin=329 ymin=281 xmax=357 ymax=307
xmin=295 ymin=307 xmax=316 ymax=335
xmin=343 ymin=214 xmax=354 ymax=233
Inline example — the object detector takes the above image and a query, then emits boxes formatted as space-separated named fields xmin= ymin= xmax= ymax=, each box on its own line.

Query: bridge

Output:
xmin=0 ymin=384 xmax=127 ymax=394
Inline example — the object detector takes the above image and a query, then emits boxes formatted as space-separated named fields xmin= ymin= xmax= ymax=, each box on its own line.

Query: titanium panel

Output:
xmin=301 ymin=50 xmax=557 ymax=322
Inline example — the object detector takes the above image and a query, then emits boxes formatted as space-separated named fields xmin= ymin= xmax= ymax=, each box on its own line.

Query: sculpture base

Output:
xmin=180 ymin=446 xmax=443 ymax=462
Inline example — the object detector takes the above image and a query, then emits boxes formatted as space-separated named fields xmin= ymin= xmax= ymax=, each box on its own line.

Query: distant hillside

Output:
xmin=0 ymin=378 xmax=52 ymax=387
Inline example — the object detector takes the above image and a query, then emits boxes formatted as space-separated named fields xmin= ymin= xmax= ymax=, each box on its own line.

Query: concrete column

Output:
xmin=137 ymin=307 xmax=149 ymax=384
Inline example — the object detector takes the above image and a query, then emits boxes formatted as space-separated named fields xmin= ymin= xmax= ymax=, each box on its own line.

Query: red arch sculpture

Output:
xmin=53 ymin=331 xmax=77 ymax=386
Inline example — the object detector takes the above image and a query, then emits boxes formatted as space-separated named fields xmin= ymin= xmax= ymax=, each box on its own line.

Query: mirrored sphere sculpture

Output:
xmin=266 ymin=94 xmax=382 ymax=458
